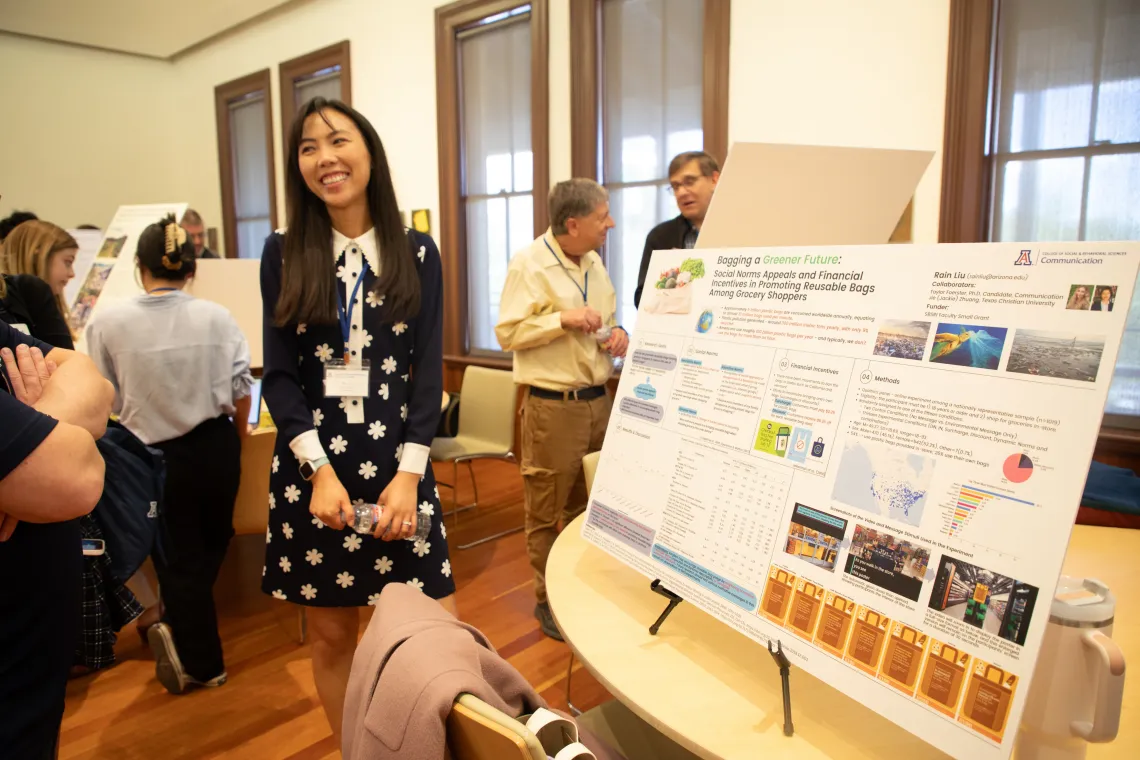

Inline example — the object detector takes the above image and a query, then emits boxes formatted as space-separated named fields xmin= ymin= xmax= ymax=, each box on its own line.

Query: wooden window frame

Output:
xmin=278 ymin=41 xmax=352 ymax=157
xmin=435 ymin=0 xmax=549 ymax=368
xmin=214 ymin=69 xmax=278 ymax=259
xmin=569 ymin=0 xmax=731 ymax=184
xmin=940 ymin=0 xmax=1140 ymax=445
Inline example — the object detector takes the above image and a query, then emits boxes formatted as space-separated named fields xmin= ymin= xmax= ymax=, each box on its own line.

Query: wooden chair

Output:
xmin=447 ymin=694 xmax=547 ymax=760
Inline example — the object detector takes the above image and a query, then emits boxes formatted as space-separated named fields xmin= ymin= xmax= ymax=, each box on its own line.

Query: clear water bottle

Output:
xmin=594 ymin=325 xmax=613 ymax=343
xmin=352 ymin=503 xmax=431 ymax=542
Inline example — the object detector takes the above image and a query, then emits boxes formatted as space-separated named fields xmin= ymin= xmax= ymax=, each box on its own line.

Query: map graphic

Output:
xmin=832 ymin=439 xmax=934 ymax=527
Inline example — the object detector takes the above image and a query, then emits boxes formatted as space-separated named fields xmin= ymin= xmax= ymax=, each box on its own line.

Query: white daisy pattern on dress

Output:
xmin=279 ymin=556 xmax=292 ymax=573
xmin=368 ymin=593 xmax=382 ymax=606
xmin=282 ymin=522 xmax=294 ymax=540
xmin=394 ymin=443 xmax=404 ymax=461
xmin=362 ymin=329 xmax=373 ymax=348
xmin=441 ymin=522 xmax=447 ymax=540
xmin=343 ymin=534 xmax=363 ymax=552
xmin=272 ymin=589 xmax=287 ymax=600
xmin=392 ymin=322 xmax=407 ymax=336
xmin=359 ymin=461 xmax=378 ymax=480
xmin=306 ymin=549 xmax=324 ymax=566
xmin=266 ymin=528 xmax=272 ymax=544
xmin=296 ymin=323 xmax=307 ymax=335
xmin=401 ymin=404 xmax=408 ymax=421
xmin=337 ymin=264 xmax=355 ymax=285
xmin=272 ymin=455 xmax=280 ymax=473
xmin=378 ymin=383 xmax=390 ymax=400
xmin=366 ymin=291 xmax=385 ymax=308
xmin=407 ymin=578 xmax=425 ymax=591
xmin=442 ymin=560 xmax=452 ymax=578
xmin=330 ymin=435 xmax=348 ymax=455
xmin=311 ymin=515 xmax=325 ymax=530
xmin=413 ymin=540 xmax=431 ymax=558
xmin=301 ymin=584 xmax=318 ymax=600
xmin=312 ymin=408 xmax=324 ymax=427
xmin=381 ymin=356 xmax=397 ymax=375
xmin=268 ymin=492 xmax=276 ymax=511
xmin=401 ymin=373 xmax=410 ymax=383
xmin=418 ymin=501 xmax=434 ymax=516
xmin=284 ymin=484 xmax=301 ymax=503
xmin=337 ymin=572 xmax=355 ymax=588
xmin=315 ymin=343 xmax=334 ymax=363
xmin=368 ymin=421 xmax=386 ymax=440
xmin=417 ymin=245 xmax=426 ymax=262
xmin=375 ymin=556 xmax=393 ymax=574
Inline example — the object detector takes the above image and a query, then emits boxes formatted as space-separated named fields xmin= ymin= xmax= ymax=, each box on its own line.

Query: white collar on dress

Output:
xmin=331 ymin=227 xmax=382 ymax=278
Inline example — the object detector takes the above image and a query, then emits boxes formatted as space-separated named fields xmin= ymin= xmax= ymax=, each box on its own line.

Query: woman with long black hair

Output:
xmin=260 ymin=97 xmax=453 ymax=740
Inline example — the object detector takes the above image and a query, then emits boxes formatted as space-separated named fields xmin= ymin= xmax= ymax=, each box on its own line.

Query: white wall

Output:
xmin=0 ymin=34 xmax=179 ymax=228
xmin=729 ymin=0 xmax=951 ymax=243
xmin=2 ymin=0 xmax=950 ymax=248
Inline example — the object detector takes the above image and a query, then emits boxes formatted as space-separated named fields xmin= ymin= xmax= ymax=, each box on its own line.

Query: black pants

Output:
xmin=151 ymin=415 xmax=241 ymax=682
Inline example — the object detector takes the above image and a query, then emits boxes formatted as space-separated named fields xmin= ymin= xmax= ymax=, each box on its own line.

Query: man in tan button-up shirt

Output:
xmin=496 ymin=178 xmax=628 ymax=640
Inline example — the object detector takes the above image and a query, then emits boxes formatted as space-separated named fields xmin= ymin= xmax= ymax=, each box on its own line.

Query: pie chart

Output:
xmin=1003 ymin=453 xmax=1034 ymax=483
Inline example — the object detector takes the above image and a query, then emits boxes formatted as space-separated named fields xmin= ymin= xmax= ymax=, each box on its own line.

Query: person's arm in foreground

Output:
xmin=0 ymin=330 xmax=110 ymax=530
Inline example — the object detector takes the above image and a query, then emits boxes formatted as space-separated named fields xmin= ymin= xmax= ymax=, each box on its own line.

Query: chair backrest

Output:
xmin=457 ymin=366 xmax=517 ymax=452
xmin=583 ymin=450 xmax=601 ymax=493
xmin=447 ymin=694 xmax=547 ymax=760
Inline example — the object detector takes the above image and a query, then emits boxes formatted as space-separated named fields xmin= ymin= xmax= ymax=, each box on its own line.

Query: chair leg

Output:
xmin=456 ymin=458 xmax=524 ymax=549
xmin=298 ymin=608 xmax=307 ymax=645
xmin=565 ymin=652 xmax=582 ymax=716
xmin=466 ymin=459 xmax=479 ymax=509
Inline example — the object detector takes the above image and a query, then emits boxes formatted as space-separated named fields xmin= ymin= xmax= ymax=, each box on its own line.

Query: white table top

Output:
xmin=547 ymin=515 xmax=1139 ymax=759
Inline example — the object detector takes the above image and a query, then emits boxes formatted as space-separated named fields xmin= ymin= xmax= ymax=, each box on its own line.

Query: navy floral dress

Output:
xmin=259 ymin=228 xmax=454 ymax=607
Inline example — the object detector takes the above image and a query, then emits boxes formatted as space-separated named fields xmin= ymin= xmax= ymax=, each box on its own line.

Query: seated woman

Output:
xmin=86 ymin=215 xmax=253 ymax=694
xmin=1 ymin=220 xmax=144 ymax=677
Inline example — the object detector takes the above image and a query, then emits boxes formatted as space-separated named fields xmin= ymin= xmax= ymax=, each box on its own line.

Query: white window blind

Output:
xmin=990 ymin=0 xmax=1140 ymax=421
xmin=295 ymin=69 xmax=342 ymax=107
xmin=459 ymin=9 xmax=533 ymax=352
xmin=602 ymin=0 xmax=704 ymax=330
xmin=229 ymin=93 xmax=273 ymax=259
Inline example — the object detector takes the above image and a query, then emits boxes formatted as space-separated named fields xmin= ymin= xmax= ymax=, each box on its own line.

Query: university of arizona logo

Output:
xmin=1014 ymin=249 xmax=1033 ymax=266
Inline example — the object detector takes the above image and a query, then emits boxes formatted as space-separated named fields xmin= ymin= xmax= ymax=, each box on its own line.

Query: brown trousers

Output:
xmin=521 ymin=391 xmax=612 ymax=603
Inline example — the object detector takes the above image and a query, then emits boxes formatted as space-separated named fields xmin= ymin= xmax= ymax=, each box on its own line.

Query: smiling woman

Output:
xmin=259 ymin=96 xmax=454 ymax=743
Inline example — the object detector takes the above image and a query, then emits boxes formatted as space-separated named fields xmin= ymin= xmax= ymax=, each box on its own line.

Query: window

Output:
xmin=215 ymin=70 xmax=278 ymax=259
xmin=279 ymin=42 xmax=352 ymax=149
xmin=436 ymin=0 xmax=549 ymax=360
xmin=571 ymin=0 xmax=730 ymax=330
xmin=942 ymin=0 xmax=1140 ymax=426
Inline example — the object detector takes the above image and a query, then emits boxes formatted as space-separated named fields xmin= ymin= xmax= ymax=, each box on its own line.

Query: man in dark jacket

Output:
xmin=633 ymin=151 xmax=720 ymax=308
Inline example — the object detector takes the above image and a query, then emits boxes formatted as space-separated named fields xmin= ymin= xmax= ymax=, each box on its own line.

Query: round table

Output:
xmin=546 ymin=515 xmax=1139 ymax=759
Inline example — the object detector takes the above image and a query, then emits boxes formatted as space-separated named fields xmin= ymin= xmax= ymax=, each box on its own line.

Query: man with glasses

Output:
xmin=632 ymin=151 xmax=720 ymax=309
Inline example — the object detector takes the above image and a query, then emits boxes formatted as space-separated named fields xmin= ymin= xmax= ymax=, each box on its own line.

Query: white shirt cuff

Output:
xmin=398 ymin=442 xmax=431 ymax=476
xmin=289 ymin=430 xmax=328 ymax=464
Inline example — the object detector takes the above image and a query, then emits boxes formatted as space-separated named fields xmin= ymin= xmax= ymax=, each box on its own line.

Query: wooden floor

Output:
xmin=60 ymin=460 xmax=613 ymax=759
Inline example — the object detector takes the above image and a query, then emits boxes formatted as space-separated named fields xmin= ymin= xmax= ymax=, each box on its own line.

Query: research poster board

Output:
xmin=583 ymin=241 xmax=1139 ymax=760
xmin=64 ymin=228 xmax=105 ymax=307
xmin=72 ymin=203 xmax=187 ymax=336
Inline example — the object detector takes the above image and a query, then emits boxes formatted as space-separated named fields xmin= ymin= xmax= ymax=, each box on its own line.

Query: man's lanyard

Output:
xmin=543 ymin=237 xmax=588 ymax=304
xmin=336 ymin=267 xmax=368 ymax=362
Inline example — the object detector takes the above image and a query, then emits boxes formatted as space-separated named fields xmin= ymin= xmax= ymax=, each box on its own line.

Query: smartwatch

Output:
xmin=299 ymin=457 xmax=330 ymax=481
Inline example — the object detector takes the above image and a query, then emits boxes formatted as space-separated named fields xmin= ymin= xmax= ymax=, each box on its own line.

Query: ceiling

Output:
xmin=0 ymin=0 xmax=297 ymax=59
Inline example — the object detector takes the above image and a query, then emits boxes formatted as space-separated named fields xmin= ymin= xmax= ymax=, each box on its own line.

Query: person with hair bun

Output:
xmin=85 ymin=214 xmax=254 ymax=695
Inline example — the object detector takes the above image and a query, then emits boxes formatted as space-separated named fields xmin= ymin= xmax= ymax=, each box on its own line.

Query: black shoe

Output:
xmin=535 ymin=602 xmax=563 ymax=641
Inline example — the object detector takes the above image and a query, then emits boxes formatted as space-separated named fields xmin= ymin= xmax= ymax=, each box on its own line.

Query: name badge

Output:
xmin=9 ymin=323 xmax=30 ymax=335
xmin=324 ymin=359 xmax=370 ymax=398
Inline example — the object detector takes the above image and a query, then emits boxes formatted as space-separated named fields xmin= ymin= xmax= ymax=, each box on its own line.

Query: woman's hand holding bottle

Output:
xmin=309 ymin=465 xmax=353 ymax=529
xmin=373 ymin=471 xmax=419 ymax=541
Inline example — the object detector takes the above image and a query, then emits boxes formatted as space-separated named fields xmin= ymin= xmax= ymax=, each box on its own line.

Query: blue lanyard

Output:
xmin=543 ymin=237 xmax=588 ymax=304
xmin=335 ymin=268 xmax=368 ymax=360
